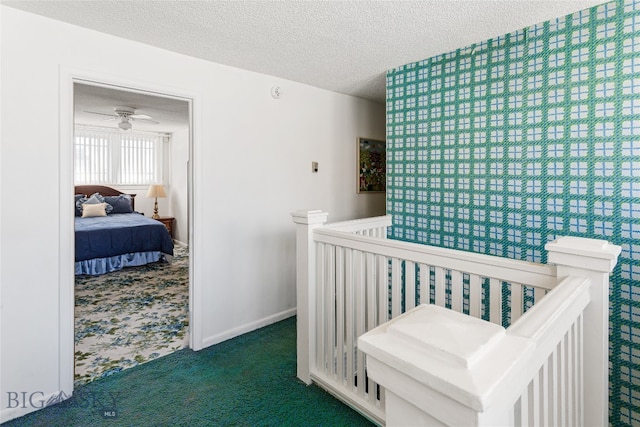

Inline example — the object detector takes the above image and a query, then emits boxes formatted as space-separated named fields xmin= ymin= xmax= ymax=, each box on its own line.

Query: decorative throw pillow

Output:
xmin=81 ymin=202 xmax=108 ymax=218
xmin=74 ymin=194 xmax=84 ymax=217
xmin=76 ymin=192 xmax=113 ymax=214
xmin=104 ymin=195 xmax=133 ymax=214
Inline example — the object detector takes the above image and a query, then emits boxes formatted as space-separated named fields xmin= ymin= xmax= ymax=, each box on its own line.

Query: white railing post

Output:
xmin=359 ymin=304 xmax=534 ymax=426
xmin=545 ymin=236 xmax=621 ymax=427
xmin=291 ymin=210 xmax=328 ymax=384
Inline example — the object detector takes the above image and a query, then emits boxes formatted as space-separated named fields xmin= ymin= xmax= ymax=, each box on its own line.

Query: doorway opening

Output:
xmin=72 ymin=82 xmax=192 ymax=386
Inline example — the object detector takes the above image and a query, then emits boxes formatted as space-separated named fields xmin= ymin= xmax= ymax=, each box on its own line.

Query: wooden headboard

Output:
xmin=75 ymin=185 xmax=137 ymax=211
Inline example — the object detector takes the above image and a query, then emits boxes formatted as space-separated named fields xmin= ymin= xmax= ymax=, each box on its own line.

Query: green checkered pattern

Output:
xmin=386 ymin=1 xmax=640 ymax=425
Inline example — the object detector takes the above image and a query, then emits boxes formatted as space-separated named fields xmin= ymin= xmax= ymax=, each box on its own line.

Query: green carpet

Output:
xmin=3 ymin=317 xmax=375 ymax=427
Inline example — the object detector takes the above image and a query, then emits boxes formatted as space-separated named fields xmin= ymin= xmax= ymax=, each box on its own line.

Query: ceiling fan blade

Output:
xmin=85 ymin=111 xmax=117 ymax=117
xmin=131 ymin=114 xmax=153 ymax=120
xmin=101 ymin=117 xmax=119 ymax=122
xmin=132 ymin=118 xmax=160 ymax=124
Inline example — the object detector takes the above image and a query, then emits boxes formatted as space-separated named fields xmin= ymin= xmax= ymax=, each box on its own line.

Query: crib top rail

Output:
xmin=322 ymin=214 xmax=392 ymax=233
xmin=314 ymin=226 xmax=557 ymax=290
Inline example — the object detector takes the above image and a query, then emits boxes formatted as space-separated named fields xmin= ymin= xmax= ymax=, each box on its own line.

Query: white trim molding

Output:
xmin=58 ymin=65 xmax=201 ymax=399
xmin=202 ymin=308 xmax=296 ymax=349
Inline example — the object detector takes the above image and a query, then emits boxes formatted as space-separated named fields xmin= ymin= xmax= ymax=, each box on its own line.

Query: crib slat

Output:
xmin=559 ymin=336 xmax=566 ymax=426
xmin=405 ymin=261 xmax=416 ymax=311
xmin=511 ymin=283 xmax=523 ymax=324
xmin=344 ymin=248 xmax=354 ymax=389
xmin=335 ymin=246 xmax=345 ymax=384
xmin=322 ymin=245 xmax=331 ymax=374
xmin=418 ymin=264 xmax=428 ymax=306
xmin=567 ymin=325 xmax=574 ymax=427
xmin=518 ymin=386 xmax=528 ymax=426
xmin=325 ymin=244 xmax=336 ymax=376
xmin=450 ymin=270 xmax=463 ymax=313
xmin=542 ymin=359 xmax=549 ymax=425
xmin=366 ymin=374 xmax=375 ymax=404
xmin=489 ymin=278 xmax=501 ymax=325
xmin=550 ymin=351 xmax=558 ymax=426
xmin=577 ymin=314 xmax=584 ymax=427
xmin=469 ymin=274 xmax=482 ymax=319
xmin=532 ymin=369 xmax=541 ymax=426
xmin=391 ymin=258 xmax=402 ymax=318
xmin=354 ymin=250 xmax=366 ymax=397
xmin=377 ymin=255 xmax=388 ymax=326
xmin=366 ymin=253 xmax=376 ymax=331
xmin=514 ymin=397 xmax=521 ymax=425
xmin=316 ymin=242 xmax=326 ymax=372
xmin=434 ymin=266 xmax=445 ymax=308
xmin=365 ymin=252 xmax=376 ymax=402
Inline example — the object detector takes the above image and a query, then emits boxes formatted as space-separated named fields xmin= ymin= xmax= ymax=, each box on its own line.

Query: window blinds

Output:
xmin=74 ymin=127 xmax=164 ymax=185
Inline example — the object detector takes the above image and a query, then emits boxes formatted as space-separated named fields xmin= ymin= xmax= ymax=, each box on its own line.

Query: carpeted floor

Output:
xmin=2 ymin=317 xmax=375 ymax=427
xmin=74 ymin=244 xmax=189 ymax=386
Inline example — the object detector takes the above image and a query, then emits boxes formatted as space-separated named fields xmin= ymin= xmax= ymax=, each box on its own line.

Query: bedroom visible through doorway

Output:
xmin=73 ymin=82 xmax=191 ymax=385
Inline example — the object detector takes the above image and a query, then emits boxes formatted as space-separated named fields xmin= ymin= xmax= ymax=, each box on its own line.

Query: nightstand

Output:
xmin=155 ymin=216 xmax=175 ymax=239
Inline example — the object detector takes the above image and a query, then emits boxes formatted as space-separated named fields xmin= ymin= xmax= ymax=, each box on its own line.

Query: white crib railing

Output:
xmin=508 ymin=275 xmax=590 ymax=426
xmin=292 ymin=211 xmax=620 ymax=426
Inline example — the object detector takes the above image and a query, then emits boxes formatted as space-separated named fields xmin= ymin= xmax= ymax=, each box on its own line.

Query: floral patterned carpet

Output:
xmin=74 ymin=244 xmax=189 ymax=386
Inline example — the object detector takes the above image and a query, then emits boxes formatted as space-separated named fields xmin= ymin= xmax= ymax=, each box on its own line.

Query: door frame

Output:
xmin=58 ymin=67 xmax=202 ymax=396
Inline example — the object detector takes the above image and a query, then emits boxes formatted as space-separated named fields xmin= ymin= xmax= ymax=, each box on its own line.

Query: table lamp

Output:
xmin=146 ymin=184 xmax=166 ymax=219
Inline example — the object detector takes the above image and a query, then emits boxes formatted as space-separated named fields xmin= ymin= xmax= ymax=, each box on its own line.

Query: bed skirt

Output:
xmin=75 ymin=251 xmax=171 ymax=276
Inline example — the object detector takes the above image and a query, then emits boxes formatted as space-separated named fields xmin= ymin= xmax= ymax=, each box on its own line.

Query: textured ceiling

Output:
xmin=74 ymin=83 xmax=190 ymax=133
xmin=4 ymin=0 xmax=607 ymax=103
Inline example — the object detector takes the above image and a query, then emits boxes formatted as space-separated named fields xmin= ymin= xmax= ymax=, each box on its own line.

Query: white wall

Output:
xmin=0 ymin=6 xmax=385 ymax=421
xmin=170 ymin=127 xmax=189 ymax=243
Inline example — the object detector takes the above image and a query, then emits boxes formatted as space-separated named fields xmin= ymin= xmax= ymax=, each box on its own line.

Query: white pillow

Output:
xmin=82 ymin=202 xmax=107 ymax=218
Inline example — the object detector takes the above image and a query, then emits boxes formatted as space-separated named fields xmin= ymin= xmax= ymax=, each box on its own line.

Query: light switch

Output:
xmin=312 ymin=161 xmax=319 ymax=173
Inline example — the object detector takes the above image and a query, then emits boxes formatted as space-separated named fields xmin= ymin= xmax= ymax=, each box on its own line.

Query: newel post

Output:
xmin=291 ymin=210 xmax=328 ymax=384
xmin=545 ymin=236 xmax=621 ymax=427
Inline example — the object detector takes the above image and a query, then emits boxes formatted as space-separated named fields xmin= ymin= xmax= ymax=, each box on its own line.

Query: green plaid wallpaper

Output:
xmin=385 ymin=0 xmax=640 ymax=424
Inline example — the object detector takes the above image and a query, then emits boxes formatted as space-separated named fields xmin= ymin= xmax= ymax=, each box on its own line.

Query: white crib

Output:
xmin=292 ymin=211 xmax=621 ymax=426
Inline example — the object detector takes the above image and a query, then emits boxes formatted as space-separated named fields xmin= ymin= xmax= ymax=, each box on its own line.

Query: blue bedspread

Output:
xmin=75 ymin=213 xmax=173 ymax=262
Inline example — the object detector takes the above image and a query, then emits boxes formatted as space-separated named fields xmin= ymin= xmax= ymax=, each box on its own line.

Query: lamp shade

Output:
xmin=146 ymin=184 xmax=167 ymax=198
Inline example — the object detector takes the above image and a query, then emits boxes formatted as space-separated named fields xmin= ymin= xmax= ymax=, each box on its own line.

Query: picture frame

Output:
xmin=357 ymin=137 xmax=386 ymax=193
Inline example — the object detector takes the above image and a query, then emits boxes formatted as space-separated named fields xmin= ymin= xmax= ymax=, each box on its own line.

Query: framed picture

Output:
xmin=357 ymin=137 xmax=386 ymax=193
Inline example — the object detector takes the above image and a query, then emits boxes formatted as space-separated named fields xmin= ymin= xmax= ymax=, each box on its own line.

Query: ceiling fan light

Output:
xmin=118 ymin=119 xmax=132 ymax=131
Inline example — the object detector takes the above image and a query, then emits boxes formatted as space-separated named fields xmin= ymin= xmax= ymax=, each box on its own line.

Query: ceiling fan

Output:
xmin=84 ymin=106 xmax=159 ymax=130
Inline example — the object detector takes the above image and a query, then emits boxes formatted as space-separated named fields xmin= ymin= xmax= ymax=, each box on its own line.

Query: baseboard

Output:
xmin=1 ymin=390 xmax=70 ymax=423
xmin=201 ymin=308 xmax=296 ymax=349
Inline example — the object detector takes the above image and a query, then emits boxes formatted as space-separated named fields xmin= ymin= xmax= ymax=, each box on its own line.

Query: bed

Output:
xmin=74 ymin=185 xmax=174 ymax=275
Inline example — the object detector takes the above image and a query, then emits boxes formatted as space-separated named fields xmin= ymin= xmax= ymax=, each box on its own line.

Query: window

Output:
xmin=74 ymin=126 xmax=165 ymax=185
